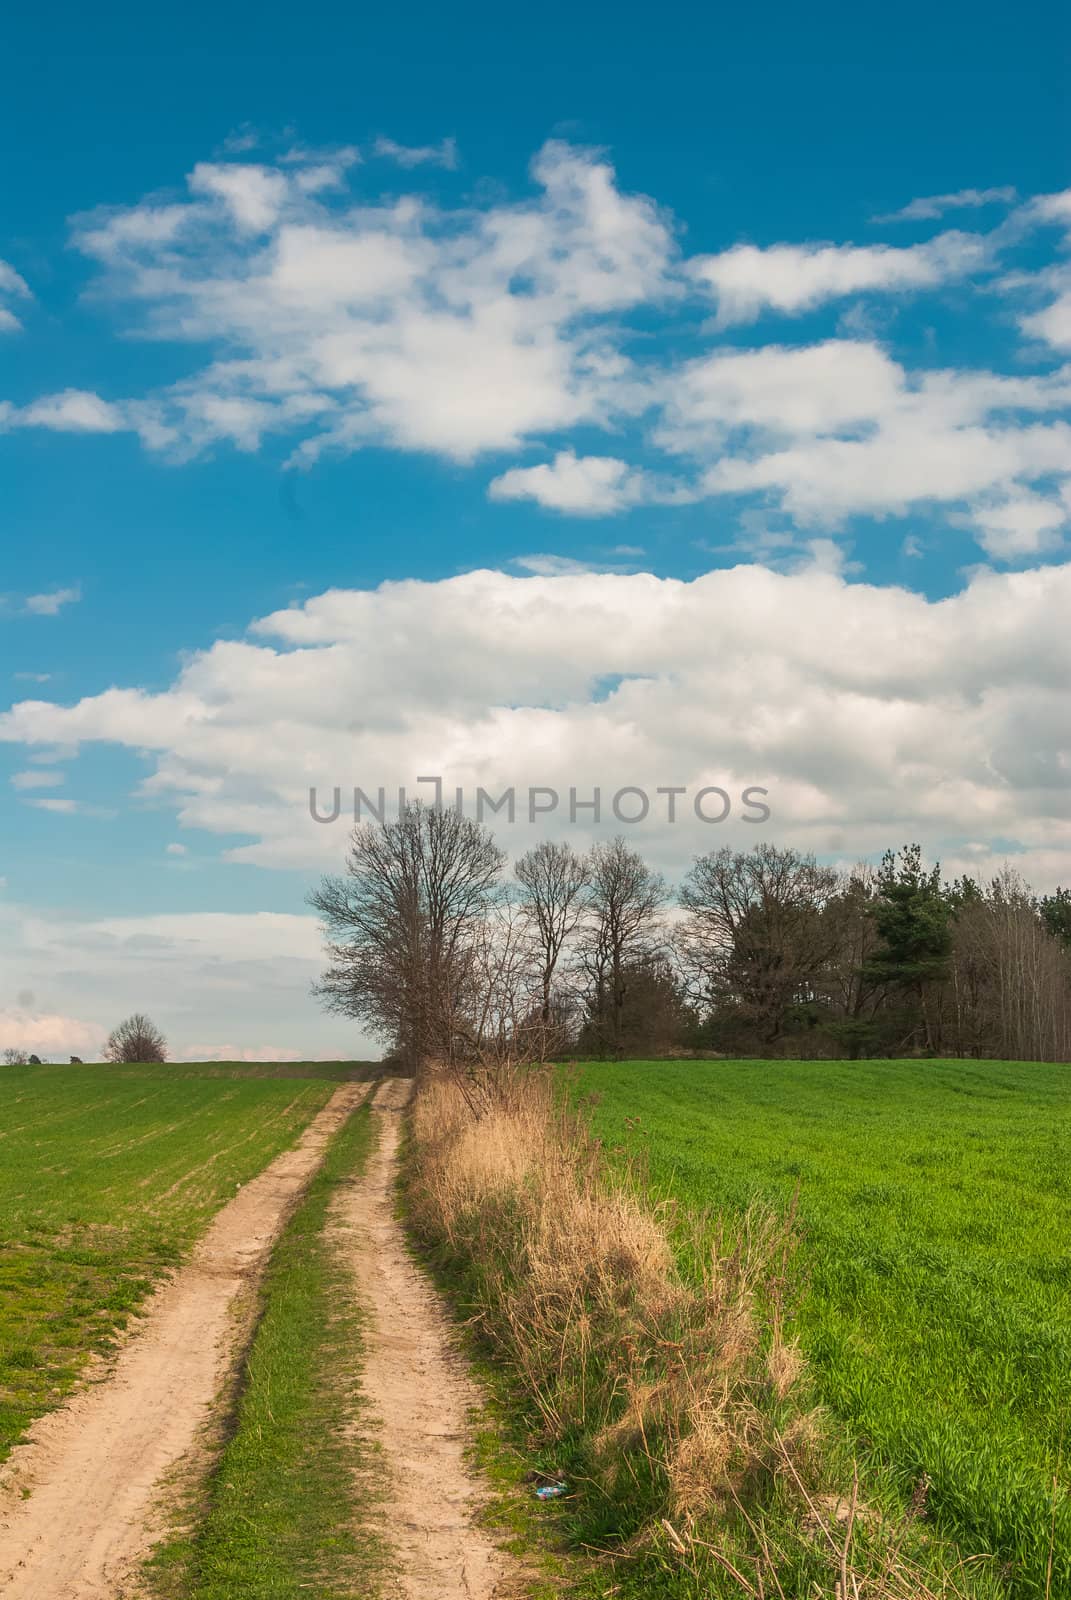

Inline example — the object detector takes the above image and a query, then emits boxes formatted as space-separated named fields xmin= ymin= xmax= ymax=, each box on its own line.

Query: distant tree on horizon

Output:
xmin=104 ymin=1014 xmax=168 ymax=1064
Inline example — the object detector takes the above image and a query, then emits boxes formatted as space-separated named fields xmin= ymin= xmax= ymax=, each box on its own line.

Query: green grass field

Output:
xmin=574 ymin=1058 xmax=1071 ymax=1599
xmin=0 ymin=1061 xmax=337 ymax=1461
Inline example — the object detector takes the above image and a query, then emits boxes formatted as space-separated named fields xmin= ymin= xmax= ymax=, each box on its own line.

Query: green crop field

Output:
xmin=0 ymin=1062 xmax=338 ymax=1462
xmin=574 ymin=1058 xmax=1071 ymax=1600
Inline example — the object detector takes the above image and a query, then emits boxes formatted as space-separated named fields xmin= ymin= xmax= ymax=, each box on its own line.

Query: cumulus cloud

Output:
xmin=65 ymin=140 xmax=675 ymax=463
xmin=706 ymin=415 xmax=1071 ymax=529
xmin=655 ymin=340 xmax=907 ymax=449
xmin=690 ymin=234 xmax=986 ymax=326
xmin=647 ymin=344 xmax=1071 ymax=553
xmin=3 ymin=143 xmax=1069 ymax=559
xmin=0 ymin=564 xmax=1068 ymax=890
xmin=490 ymin=450 xmax=653 ymax=514
xmin=967 ymin=490 xmax=1071 ymax=560
xmin=0 ymin=391 xmax=125 ymax=434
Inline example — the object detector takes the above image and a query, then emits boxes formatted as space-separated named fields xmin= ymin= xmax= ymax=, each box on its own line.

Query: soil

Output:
xmin=329 ymin=1076 xmax=520 ymax=1598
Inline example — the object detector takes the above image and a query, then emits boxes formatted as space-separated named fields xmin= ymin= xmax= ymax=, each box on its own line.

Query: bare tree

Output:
xmin=948 ymin=869 xmax=1071 ymax=1062
xmin=816 ymin=865 xmax=886 ymax=1056
xmin=679 ymin=843 xmax=840 ymax=1046
xmin=515 ymin=841 xmax=589 ymax=1027
xmin=3 ymin=1048 xmax=29 ymax=1066
xmin=105 ymin=1014 xmax=168 ymax=1064
xmin=578 ymin=837 xmax=668 ymax=1055
xmin=310 ymin=802 xmax=505 ymax=1075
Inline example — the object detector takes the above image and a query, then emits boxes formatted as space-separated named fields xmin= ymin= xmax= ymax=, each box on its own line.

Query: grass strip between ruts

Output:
xmin=146 ymin=1098 xmax=387 ymax=1600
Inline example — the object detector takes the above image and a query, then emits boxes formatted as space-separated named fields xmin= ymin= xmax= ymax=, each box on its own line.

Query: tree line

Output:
xmin=311 ymin=805 xmax=1071 ymax=1069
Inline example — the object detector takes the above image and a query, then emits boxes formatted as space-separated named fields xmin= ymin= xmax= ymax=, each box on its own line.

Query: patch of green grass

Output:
xmin=0 ymin=1062 xmax=335 ymax=1460
xmin=407 ymin=1072 xmax=1004 ymax=1600
xmin=147 ymin=1101 xmax=386 ymax=1600
xmin=98 ymin=1060 xmax=386 ymax=1083
xmin=573 ymin=1058 xmax=1071 ymax=1599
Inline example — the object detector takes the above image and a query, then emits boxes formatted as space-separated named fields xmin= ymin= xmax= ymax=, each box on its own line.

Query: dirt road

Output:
xmin=332 ymin=1077 xmax=518 ymax=1599
xmin=0 ymin=1082 xmax=371 ymax=1600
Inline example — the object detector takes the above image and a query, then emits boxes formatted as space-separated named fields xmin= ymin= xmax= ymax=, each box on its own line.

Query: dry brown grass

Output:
xmin=411 ymin=1070 xmax=814 ymax=1512
xmin=406 ymin=1067 xmax=1000 ymax=1600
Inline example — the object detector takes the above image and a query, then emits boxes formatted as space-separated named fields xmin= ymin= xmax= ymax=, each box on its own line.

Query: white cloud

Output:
xmin=2 ymin=143 xmax=1068 ymax=561
xmin=875 ymin=187 xmax=1018 ymax=224
xmin=0 ymin=258 xmax=31 ymax=333
xmin=655 ymin=340 xmax=906 ymax=450
xmin=490 ymin=452 xmax=697 ymax=517
xmin=1007 ymin=191 xmax=1071 ymax=352
xmin=3 ymin=391 xmax=125 ymax=434
xmin=0 ymin=261 xmax=31 ymax=295
xmin=373 ymin=136 xmax=458 ymax=170
xmin=1022 ymin=190 xmax=1071 ymax=227
xmin=706 ymin=417 xmax=1071 ymax=528
xmin=790 ymin=538 xmax=862 ymax=578
xmin=967 ymin=490 xmax=1070 ymax=560
xmin=649 ymin=345 xmax=1071 ymax=553
xmin=490 ymin=450 xmax=651 ymax=514
xmin=666 ymin=351 xmax=1071 ymax=549
xmin=65 ymin=140 xmax=675 ymax=463
xmin=1020 ymin=272 xmax=1071 ymax=351
xmin=10 ymin=768 xmax=65 ymax=789
xmin=24 ymin=585 xmax=82 ymax=616
xmin=189 ymin=162 xmax=290 ymax=231
xmin=0 ymin=564 xmax=1068 ymax=892
xmin=166 ymin=841 xmax=188 ymax=856
xmin=691 ymin=233 xmax=986 ymax=326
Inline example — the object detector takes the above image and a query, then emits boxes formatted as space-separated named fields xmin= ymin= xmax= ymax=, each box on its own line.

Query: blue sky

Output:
xmin=1 ymin=0 xmax=1069 ymax=1057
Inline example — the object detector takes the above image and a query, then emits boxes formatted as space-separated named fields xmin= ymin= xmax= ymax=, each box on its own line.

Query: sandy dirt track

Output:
xmin=334 ymin=1077 xmax=518 ymax=1599
xmin=0 ymin=1081 xmax=371 ymax=1600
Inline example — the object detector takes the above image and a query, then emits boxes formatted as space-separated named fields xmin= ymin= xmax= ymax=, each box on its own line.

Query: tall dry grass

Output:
xmin=406 ymin=1068 xmax=1003 ymax=1599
